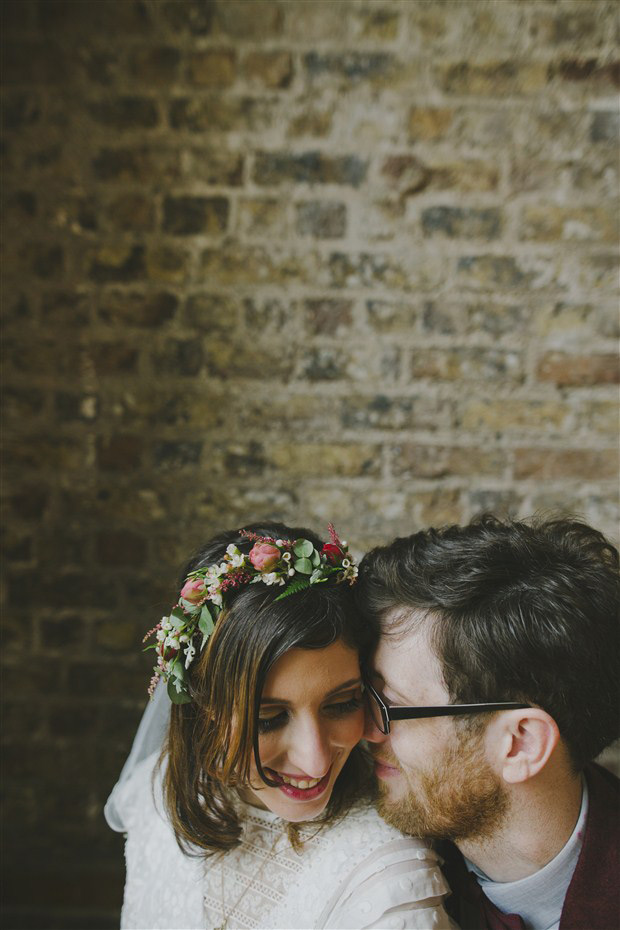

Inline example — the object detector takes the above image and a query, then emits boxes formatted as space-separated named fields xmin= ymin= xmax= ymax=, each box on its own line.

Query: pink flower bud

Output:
xmin=249 ymin=542 xmax=281 ymax=571
xmin=180 ymin=578 xmax=206 ymax=604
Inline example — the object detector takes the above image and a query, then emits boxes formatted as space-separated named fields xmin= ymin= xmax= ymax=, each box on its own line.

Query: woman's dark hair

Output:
xmin=164 ymin=521 xmax=375 ymax=856
xmin=356 ymin=515 xmax=620 ymax=772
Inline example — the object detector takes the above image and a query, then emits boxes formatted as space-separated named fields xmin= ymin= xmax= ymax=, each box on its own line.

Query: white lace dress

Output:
xmin=115 ymin=751 xmax=455 ymax=930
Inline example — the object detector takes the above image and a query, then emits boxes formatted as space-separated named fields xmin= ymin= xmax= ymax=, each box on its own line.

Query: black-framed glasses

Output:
xmin=364 ymin=681 xmax=531 ymax=735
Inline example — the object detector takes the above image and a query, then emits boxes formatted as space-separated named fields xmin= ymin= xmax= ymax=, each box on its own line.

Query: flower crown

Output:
xmin=144 ymin=525 xmax=357 ymax=704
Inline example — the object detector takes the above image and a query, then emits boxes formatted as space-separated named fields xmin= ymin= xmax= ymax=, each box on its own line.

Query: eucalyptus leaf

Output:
xmin=171 ymin=606 xmax=186 ymax=624
xmin=179 ymin=598 xmax=200 ymax=614
xmin=171 ymin=659 xmax=185 ymax=680
xmin=199 ymin=606 xmax=214 ymax=637
xmin=293 ymin=539 xmax=314 ymax=558
xmin=293 ymin=557 xmax=313 ymax=574
xmin=311 ymin=549 xmax=321 ymax=568
xmin=168 ymin=678 xmax=191 ymax=704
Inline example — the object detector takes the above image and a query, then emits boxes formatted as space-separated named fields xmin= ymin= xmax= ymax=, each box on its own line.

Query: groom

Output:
xmin=356 ymin=516 xmax=619 ymax=930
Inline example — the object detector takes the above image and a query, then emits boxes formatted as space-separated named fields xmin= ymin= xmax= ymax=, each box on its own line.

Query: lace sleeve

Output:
xmin=319 ymin=838 xmax=456 ymax=930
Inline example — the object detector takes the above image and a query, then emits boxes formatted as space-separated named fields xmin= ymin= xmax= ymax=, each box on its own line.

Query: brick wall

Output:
xmin=2 ymin=1 xmax=618 ymax=926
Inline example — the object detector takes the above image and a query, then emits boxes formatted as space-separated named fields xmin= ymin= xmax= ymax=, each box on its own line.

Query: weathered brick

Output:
xmin=151 ymin=338 xmax=204 ymax=376
xmin=90 ymin=342 xmax=139 ymax=375
xmin=215 ymin=0 xmax=283 ymax=38
xmin=537 ymin=352 xmax=620 ymax=386
xmin=590 ymin=111 xmax=620 ymax=144
xmin=8 ymin=485 xmax=49 ymax=520
xmin=468 ymin=488 xmax=523 ymax=519
xmin=145 ymin=244 xmax=191 ymax=284
xmin=243 ymin=51 xmax=293 ymax=89
xmin=88 ymin=96 xmax=159 ymax=129
xmin=4 ymin=386 xmax=46 ymax=421
xmin=97 ymin=290 xmax=178 ymax=328
xmin=161 ymin=0 xmax=214 ymax=34
xmin=514 ymin=448 xmax=618 ymax=481
xmin=422 ymin=301 xmax=528 ymax=338
xmin=182 ymin=147 xmax=244 ymax=187
xmin=88 ymin=245 xmax=145 ymax=283
xmin=204 ymin=337 xmax=295 ymax=380
xmin=153 ymin=440 xmax=202 ymax=470
xmin=200 ymin=245 xmax=317 ymax=288
xmin=418 ymin=488 xmax=463 ymax=526
xmin=295 ymin=201 xmax=346 ymax=239
xmin=169 ymin=95 xmax=275 ymax=133
xmin=366 ymin=299 xmax=419 ymax=332
xmin=96 ymin=530 xmax=148 ymax=567
xmin=421 ymin=206 xmax=502 ymax=240
xmin=535 ymin=302 xmax=619 ymax=346
xmin=392 ymin=444 xmax=506 ymax=479
xmin=304 ymin=298 xmax=353 ymax=336
xmin=243 ymin=296 xmax=295 ymax=330
xmin=530 ymin=7 xmax=610 ymax=46
xmin=97 ymin=434 xmax=143 ymax=470
xmin=341 ymin=394 xmax=450 ymax=432
xmin=2 ymin=40 xmax=74 ymax=84
xmin=5 ymin=436 xmax=86 ymax=472
xmin=439 ymin=61 xmax=547 ymax=96
xmin=92 ymin=146 xmax=181 ymax=184
xmin=54 ymin=392 xmax=98 ymax=422
xmin=106 ymin=193 xmax=155 ymax=232
xmin=188 ymin=49 xmax=236 ymax=86
xmin=268 ymin=443 xmax=381 ymax=478
xmin=352 ymin=6 xmax=401 ymax=40
xmin=411 ymin=348 xmax=522 ymax=383
xmin=548 ymin=59 xmax=620 ymax=88
xmin=304 ymin=52 xmax=395 ymax=82
xmin=282 ymin=1 xmax=346 ymax=41
xmin=218 ymin=441 xmax=266 ymax=478
xmin=185 ymin=293 xmax=239 ymax=331
xmin=407 ymin=106 xmax=454 ymax=141
xmin=520 ymin=205 xmax=617 ymax=243
xmin=459 ymin=398 xmax=570 ymax=433
xmin=39 ymin=0 xmax=152 ymax=33
xmin=380 ymin=155 xmax=499 ymax=194
xmin=253 ymin=151 xmax=367 ymax=187
xmin=163 ymin=196 xmax=229 ymax=235
xmin=456 ymin=255 xmax=536 ymax=289
xmin=20 ymin=243 xmax=64 ymax=279
xmin=129 ymin=46 xmax=180 ymax=84
xmin=327 ymin=251 xmax=441 ymax=291
xmin=238 ymin=198 xmax=287 ymax=237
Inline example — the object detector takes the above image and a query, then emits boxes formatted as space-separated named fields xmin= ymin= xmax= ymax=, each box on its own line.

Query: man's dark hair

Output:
xmin=356 ymin=515 xmax=620 ymax=771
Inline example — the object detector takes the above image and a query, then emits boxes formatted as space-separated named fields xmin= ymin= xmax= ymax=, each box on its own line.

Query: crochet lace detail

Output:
xmin=117 ymin=752 xmax=455 ymax=930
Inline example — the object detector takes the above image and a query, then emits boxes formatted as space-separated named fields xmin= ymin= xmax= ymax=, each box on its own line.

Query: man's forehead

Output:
xmin=373 ymin=610 xmax=445 ymax=697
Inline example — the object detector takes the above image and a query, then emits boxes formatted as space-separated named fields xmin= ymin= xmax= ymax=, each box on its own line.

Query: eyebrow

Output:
xmin=260 ymin=677 xmax=362 ymax=706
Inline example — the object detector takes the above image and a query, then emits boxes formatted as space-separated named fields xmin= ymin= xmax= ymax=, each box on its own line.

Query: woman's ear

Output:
xmin=488 ymin=709 xmax=560 ymax=784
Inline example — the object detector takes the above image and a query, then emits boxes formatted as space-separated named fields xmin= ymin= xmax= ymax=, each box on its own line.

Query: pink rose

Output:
xmin=180 ymin=578 xmax=206 ymax=604
xmin=323 ymin=543 xmax=344 ymax=564
xmin=249 ymin=542 xmax=281 ymax=571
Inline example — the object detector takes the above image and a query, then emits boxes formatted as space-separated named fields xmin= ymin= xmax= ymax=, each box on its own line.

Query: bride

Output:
xmin=105 ymin=522 xmax=454 ymax=929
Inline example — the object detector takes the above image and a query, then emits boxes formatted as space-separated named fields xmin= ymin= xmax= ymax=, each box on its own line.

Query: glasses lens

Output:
xmin=365 ymin=687 xmax=388 ymax=734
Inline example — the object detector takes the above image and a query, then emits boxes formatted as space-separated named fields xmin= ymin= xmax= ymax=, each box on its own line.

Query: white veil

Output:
xmin=104 ymin=678 xmax=171 ymax=831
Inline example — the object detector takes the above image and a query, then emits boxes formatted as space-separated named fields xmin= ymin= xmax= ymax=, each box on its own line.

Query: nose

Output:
xmin=287 ymin=717 xmax=333 ymax=778
xmin=363 ymin=703 xmax=388 ymax=744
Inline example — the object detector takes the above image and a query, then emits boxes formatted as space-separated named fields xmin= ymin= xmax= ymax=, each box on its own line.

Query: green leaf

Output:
xmin=179 ymin=598 xmax=200 ymax=614
xmin=274 ymin=577 xmax=311 ymax=601
xmin=293 ymin=538 xmax=314 ymax=558
xmin=170 ymin=658 xmax=185 ymax=680
xmin=142 ymin=643 xmax=158 ymax=652
xmin=293 ymin=557 xmax=313 ymax=574
xmin=171 ymin=606 xmax=186 ymax=624
xmin=311 ymin=549 xmax=321 ymax=568
xmin=199 ymin=606 xmax=214 ymax=637
xmin=168 ymin=678 xmax=191 ymax=704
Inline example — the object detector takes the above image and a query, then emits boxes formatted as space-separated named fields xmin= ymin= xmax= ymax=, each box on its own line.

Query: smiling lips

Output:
xmin=266 ymin=766 xmax=332 ymax=799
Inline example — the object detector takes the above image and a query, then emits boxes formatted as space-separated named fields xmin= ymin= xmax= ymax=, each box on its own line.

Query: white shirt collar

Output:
xmin=465 ymin=779 xmax=588 ymax=930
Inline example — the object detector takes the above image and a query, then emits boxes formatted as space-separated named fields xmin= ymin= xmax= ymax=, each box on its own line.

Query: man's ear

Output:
xmin=489 ymin=709 xmax=560 ymax=784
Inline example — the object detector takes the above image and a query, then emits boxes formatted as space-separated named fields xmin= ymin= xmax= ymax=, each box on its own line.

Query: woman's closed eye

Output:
xmin=258 ymin=695 xmax=363 ymax=734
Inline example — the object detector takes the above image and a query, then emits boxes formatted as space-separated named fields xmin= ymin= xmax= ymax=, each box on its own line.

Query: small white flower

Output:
xmin=288 ymin=568 xmax=295 ymax=576
xmin=230 ymin=553 xmax=245 ymax=568
xmin=156 ymin=629 xmax=166 ymax=642
xmin=184 ymin=642 xmax=196 ymax=669
xmin=226 ymin=544 xmax=241 ymax=557
xmin=342 ymin=558 xmax=350 ymax=568
xmin=262 ymin=572 xmax=280 ymax=586
xmin=276 ymin=540 xmax=283 ymax=546
xmin=210 ymin=592 xmax=223 ymax=607
xmin=341 ymin=540 xmax=348 ymax=547
xmin=282 ymin=552 xmax=291 ymax=561
xmin=179 ymin=634 xmax=189 ymax=643
xmin=165 ymin=635 xmax=180 ymax=650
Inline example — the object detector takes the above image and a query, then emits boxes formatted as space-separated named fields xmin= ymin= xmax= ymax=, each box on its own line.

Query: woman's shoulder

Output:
xmin=112 ymin=749 xmax=167 ymax=833
xmin=268 ymin=801 xmax=451 ymax=929
xmin=312 ymin=799 xmax=441 ymax=863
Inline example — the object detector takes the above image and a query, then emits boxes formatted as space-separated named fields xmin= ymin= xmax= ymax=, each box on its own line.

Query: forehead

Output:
xmin=263 ymin=639 xmax=360 ymax=699
xmin=373 ymin=611 xmax=447 ymax=702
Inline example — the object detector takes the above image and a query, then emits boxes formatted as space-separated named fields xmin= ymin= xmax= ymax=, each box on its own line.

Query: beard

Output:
xmin=376 ymin=725 xmax=508 ymax=843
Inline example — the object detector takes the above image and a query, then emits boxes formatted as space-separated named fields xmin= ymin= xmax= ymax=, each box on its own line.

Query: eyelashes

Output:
xmin=257 ymin=696 xmax=364 ymax=735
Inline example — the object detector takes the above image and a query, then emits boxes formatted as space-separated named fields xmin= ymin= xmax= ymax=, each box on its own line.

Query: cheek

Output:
xmin=334 ymin=708 xmax=365 ymax=747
